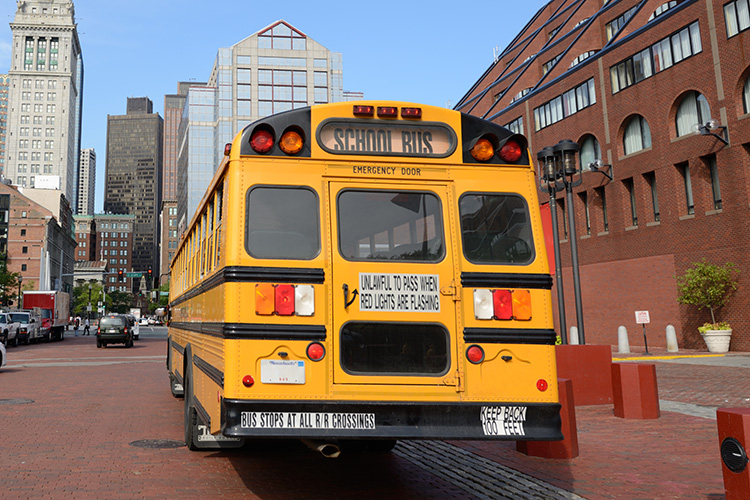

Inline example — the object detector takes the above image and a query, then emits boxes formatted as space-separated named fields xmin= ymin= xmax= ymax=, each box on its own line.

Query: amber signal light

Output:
xmin=470 ymin=138 xmax=495 ymax=162
xmin=279 ymin=130 xmax=304 ymax=155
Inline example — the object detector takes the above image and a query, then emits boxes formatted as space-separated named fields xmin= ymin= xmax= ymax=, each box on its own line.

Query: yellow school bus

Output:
xmin=167 ymin=101 xmax=561 ymax=453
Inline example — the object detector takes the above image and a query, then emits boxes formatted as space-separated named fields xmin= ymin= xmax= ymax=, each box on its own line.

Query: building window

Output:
xmin=542 ymin=54 xmax=561 ymax=74
xmin=648 ymin=1 xmax=679 ymax=21
xmin=257 ymin=22 xmax=306 ymax=50
xmin=570 ymin=50 xmax=597 ymax=68
xmin=644 ymin=171 xmax=660 ymax=222
xmin=705 ymin=155 xmax=722 ymax=210
xmin=605 ymin=5 xmax=639 ymax=41
xmin=509 ymin=88 xmax=530 ymax=104
xmin=21 ymin=211 xmax=27 ymax=218
xmin=725 ymin=0 xmax=750 ymax=37
xmin=624 ymin=178 xmax=638 ymax=227
xmin=21 ymin=264 xmax=26 ymax=271
xmin=533 ymin=78 xmax=596 ymax=131
xmin=743 ymin=74 xmax=750 ymax=114
xmin=623 ymin=115 xmax=652 ymax=155
xmin=595 ymin=187 xmax=609 ymax=232
xmin=579 ymin=192 xmax=591 ymax=235
xmin=505 ymin=116 xmax=523 ymax=135
xmin=610 ymin=21 xmax=701 ymax=93
xmin=21 ymin=229 xmax=26 ymax=236
xmin=22 ymin=246 xmax=28 ymax=254
xmin=579 ymin=135 xmax=601 ymax=170
xmin=679 ymin=163 xmax=695 ymax=215
xmin=676 ymin=91 xmax=711 ymax=137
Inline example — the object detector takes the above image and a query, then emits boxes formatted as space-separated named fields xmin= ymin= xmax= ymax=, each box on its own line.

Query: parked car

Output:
xmin=0 ymin=341 xmax=6 ymax=369
xmin=96 ymin=315 xmax=132 ymax=348
xmin=0 ymin=312 xmax=15 ymax=346
xmin=9 ymin=311 xmax=40 ymax=345
xmin=125 ymin=314 xmax=139 ymax=341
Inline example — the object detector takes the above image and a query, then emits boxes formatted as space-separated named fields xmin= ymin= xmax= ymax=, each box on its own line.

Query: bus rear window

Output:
xmin=459 ymin=194 xmax=534 ymax=264
xmin=245 ymin=186 xmax=320 ymax=260
xmin=337 ymin=190 xmax=444 ymax=262
xmin=340 ymin=322 xmax=449 ymax=375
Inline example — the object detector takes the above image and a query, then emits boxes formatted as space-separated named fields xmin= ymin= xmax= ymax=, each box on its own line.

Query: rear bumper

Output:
xmin=221 ymin=399 xmax=562 ymax=441
xmin=97 ymin=333 xmax=130 ymax=343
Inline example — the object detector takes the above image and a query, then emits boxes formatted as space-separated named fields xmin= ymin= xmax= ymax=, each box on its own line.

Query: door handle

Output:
xmin=343 ymin=283 xmax=359 ymax=309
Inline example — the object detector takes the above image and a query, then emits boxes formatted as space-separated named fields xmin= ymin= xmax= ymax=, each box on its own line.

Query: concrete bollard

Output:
xmin=569 ymin=326 xmax=579 ymax=345
xmin=611 ymin=363 xmax=660 ymax=419
xmin=618 ymin=326 xmax=630 ymax=354
xmin=666 ymin=325 xmax=678 ymax=352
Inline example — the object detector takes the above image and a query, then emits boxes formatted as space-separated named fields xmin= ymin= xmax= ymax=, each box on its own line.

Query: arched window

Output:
xmin=648 ymin=1 xmax=678 ymax=21
xmin=623 ymin=116 xmax=652 ymax=155
xmin=675 ymin=91 xmax=711 ymax=137
xmin=570 ymin=51 xmax=598 ymax=68
xmin=744 ymin=74 xmax=750 ymax=114
xmin=579 ymin=135 xmax=601 ymax=170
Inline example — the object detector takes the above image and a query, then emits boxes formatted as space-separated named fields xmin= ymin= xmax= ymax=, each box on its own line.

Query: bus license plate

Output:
xmin=260 ymin=360 xmax=305 ymax=384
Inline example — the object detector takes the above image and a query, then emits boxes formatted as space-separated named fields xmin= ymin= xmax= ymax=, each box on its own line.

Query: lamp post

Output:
xmin=537 ymin=140 xmax=586 ymax=345
xmin=87 ymin=283 xmax=92 ymax=322
xmin=537 ymin=147 xmax=567 ymax=344
xmin=17 ymin=276 xmax=22 ymax=310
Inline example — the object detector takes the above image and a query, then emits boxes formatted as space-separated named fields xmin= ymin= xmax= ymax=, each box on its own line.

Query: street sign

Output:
xmin=635 ymin=310 xmax=650 ymax=324
xmin=160 ymin=291 xmax=169 ymax=296
xmin=126 ymin=272 xmax=143 ymax=278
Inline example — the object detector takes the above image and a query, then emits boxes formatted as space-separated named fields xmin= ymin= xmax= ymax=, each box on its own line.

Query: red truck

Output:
xmin=22 ymin=291 xmax=70 ymax=341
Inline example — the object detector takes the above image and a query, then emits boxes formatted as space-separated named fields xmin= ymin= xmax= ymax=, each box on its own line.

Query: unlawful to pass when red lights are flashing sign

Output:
xmin=359 ymin=272 xmax=440 ymax=313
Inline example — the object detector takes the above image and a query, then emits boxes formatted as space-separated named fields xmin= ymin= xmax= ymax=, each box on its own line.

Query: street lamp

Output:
xmin=87 ymin=283 xmax=92 ymax=322
xmin=17 ymin=276 xmax=22 ymax=310
xmin=695 ymin=119 xmax=729 ymax=145
xmin=537 ymin=139 xmax=586 ymax=345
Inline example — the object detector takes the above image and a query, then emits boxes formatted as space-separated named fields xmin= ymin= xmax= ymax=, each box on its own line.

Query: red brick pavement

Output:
xmin=1 ymin=335 xmax=746 ymax=499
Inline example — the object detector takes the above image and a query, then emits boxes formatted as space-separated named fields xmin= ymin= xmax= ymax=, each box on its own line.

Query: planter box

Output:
xmin=702 ymin=329 xmax=732 ymax=353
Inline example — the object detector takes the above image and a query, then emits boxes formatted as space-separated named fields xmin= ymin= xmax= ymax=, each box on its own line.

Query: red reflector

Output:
xmin=401 ymin=107 xmax=422 ymax=118
xmin=242 ymin=375 xmax=255 ymax=387
xmin=537 ymin=379 xmax=549 ymax=392
xmin=466 ymin=345 xmax=485 ymax=364
xmin=492 ymin=289 xmax=513 ymax=320
xmin=250 ymin=129 xmax=274 ymax=154
xmin=377 ymin=106 xmax=398 ymax=117
xmin=353 ymin=105 xmax=374 ymax=116
xmin=224 ymin=143 xmax=232 ymax=156
xmin=275 ymin=284 xmax=295 ymax=316
xmin=307 ymin=342 xmax=326 ymax=362
xmin=498 ymin=140 xmax=523 ymax=162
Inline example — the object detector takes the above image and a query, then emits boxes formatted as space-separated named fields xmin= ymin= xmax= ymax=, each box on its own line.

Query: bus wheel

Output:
xmin=184 ymin=366 xmax=198 ymax=450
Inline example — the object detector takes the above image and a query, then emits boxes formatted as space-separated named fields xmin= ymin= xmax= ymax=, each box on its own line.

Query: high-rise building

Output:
xmin=94 ymin=213 xmax=135 ymax=293
xmin=0 ymin=75 xmax=9 ymax=178
xmin=104 ymin=97 xmax=163 ymax=287
xmin=159 ymin=200 xmax=177 ymax=286
xmin=176 ymin=20 xmax=343 ymax=232
xmin=163 ymin=82 xmax=206 ymax=201
xmin=72 ymin=214 xmax=95 ymax=261
xmin=5 ymin=1 xmax=84 ymax=208
xmin=457 ymin=0 xmax=750 ymax=351
xmin=77 ymin=148 xmax=95 ymax=215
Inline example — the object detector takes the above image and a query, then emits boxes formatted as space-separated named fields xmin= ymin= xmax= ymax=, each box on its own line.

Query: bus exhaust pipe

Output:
xmin=302 ymin=439 xmax=341 ymax=458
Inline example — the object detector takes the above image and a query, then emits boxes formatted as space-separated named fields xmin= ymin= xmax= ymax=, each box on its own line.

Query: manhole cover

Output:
xmin=0 ymin=398 xmax=34 ymax=405
xmin=129 ymin=439 xmax=184 ymax=449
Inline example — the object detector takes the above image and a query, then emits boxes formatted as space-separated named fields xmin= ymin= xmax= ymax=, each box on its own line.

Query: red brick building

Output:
xmin=457 ymin=0 xmax=750 ymax=350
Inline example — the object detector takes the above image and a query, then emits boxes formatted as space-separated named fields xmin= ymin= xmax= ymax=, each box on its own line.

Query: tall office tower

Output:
xmin=163 ymin=82 xmax=206 ymax=201
xmin=77 ymin=148 xmax=95 ymax=215
xmin=176 ymin=20 xmax=343 ymax=232
xmin=104 ymin=97 xmax=163 ymax=287
xmin=0 ymin=75 xmax=9 ymax=178
xmin=5 ymin=1 xmax=84 ymax=208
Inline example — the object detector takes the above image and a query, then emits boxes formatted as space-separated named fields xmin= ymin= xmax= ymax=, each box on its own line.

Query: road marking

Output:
xmin=9 ymin=358 xmax=164 ymax=368
xmin=659 ymin=400 xmax=717 ymax=420
xmin=614 ymin=354 xmax=725 ymax=361
xmin=10 ymin=355 xmax=164 ymax=362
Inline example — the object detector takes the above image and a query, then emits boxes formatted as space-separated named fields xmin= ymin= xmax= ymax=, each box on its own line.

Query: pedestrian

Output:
xmin=84 ymin=318 xmax=90 ymax=335
xmin=74 ymin=316 xmax=80 ymax=337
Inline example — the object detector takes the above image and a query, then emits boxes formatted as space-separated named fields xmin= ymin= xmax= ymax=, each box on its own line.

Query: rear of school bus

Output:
xmin=187 ymin=101 xmax=561 ymax=449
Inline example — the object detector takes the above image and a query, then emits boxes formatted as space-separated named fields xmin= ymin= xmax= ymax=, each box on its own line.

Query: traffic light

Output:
xmin=118 ymin=269 xmax=124 ymax=282
xmin=147 ymin=267 xmax=152 ymax=279
xmin=148 ymin=267 xmax=153 ymax=289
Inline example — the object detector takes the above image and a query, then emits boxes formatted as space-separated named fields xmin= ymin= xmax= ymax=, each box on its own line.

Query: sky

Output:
xmin=0 ymin=0 xmax=546 ymax=212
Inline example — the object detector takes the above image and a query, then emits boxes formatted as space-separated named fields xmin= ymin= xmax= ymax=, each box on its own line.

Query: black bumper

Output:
xmin=222 ymin=399 xmax=562 ymax=441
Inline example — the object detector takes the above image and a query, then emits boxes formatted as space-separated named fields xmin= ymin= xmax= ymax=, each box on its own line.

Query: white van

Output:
xmin=9 ymin=311 xmax=40 ymax=345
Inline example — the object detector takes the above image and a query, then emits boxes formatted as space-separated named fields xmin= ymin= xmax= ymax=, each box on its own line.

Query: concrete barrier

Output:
xmin=618 ymin=325 xmax=630 ymax=354
xmin=611 ymin=363 xmax=660 ymax=419
xmin=666 ymin=325 xmax=678 ymax=352
xmin=517 ymin=378 xmax=578 ymax=459
xmin=717 ymin=408 xmax=750 ymax=500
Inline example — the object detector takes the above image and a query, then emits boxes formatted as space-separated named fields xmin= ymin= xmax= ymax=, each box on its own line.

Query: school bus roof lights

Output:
xmin=250 ymin=127 xmax=275 ymax=154
xmin=352 ymin=105 xmax=374 ymax=116
xmin=279 ymin=128 xmax=305 ymax=155
xmin=470 ymin=137 xmax=495 ymax=162
xmin=401 ymin=107 xmax=422 ymax=118
xmin=498 ymin=139 xmax=523 ymax=163
xmin=377 ymin=106 xmax=398 ymax=117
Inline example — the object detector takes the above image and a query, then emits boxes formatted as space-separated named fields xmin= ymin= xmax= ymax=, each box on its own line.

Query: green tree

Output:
xmin=0 ymin=254 xmax=22 ymax=308
xmin=71 ymin=280 xmax=107 ymax=317
xmin=107 ymin=290 xmax=133 ymax=314
xmin=677 ymin=260 xmax=739 ymax=325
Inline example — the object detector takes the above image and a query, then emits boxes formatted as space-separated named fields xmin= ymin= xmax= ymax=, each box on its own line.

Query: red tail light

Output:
xmin=242 ymin=375 xmax=255 ymax=387
xmin=353 ymin=105 xmax=374 ymax=116
xmin=401 ymin=107 xmax=422 ymax=118
xmin=307 ymin=342 xmax=325 ymax=361
xmin=275 ymin=285 xmax=295 ymax=316
xmin=466 ymin=345 xmax=485 ymax=364
xmin=250 ymin=129 xmax=275 ymax=153
xmin=537 ymin=379 xmax=549 ymax=392
xmin=492 ymin=290 xmax=513 ymax=320
xmin=499 ymin=140 xmax=523 ymax=162
xmin=377 ymin=106 xmax=398 ymax=117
